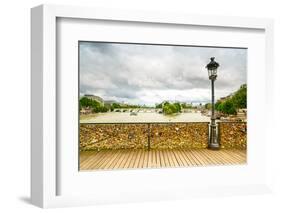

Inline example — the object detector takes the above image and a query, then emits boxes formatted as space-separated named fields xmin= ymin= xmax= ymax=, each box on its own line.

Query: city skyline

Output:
xmin=79 ymin=42 xmax=247 ymax=106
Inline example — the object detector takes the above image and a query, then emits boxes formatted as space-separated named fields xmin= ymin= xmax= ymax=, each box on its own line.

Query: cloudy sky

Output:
xmin=79 ymin=42 xmax=247 ymax=106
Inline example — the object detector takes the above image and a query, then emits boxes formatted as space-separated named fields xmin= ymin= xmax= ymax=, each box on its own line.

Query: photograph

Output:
xmin=78 ymin=41 xmax=247 ymax=171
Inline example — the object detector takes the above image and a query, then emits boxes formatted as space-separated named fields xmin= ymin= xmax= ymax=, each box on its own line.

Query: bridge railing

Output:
xmin=79 ymin=121 xmax=246 ymax=151
xmin=218 ymin=121 xmax=247 ymax=149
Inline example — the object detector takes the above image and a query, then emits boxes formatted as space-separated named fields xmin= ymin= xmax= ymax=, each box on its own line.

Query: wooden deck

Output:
xmin=79 ymin=149 xmax=246 ymax=170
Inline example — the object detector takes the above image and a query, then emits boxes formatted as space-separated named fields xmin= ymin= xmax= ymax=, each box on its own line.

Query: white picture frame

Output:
xmin=31 ymin=4 xmax=274 ymax=208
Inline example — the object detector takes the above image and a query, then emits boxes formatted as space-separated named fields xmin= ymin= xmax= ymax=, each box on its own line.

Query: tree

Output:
xmin=204 ymin=103 xmax=211 ymax=110
xmin=155 ymin=103 xmax=162 ymax=108
xmin=221 ymin=100 xmax=236 ymax=115
xmin=80 ymin=97 xmax=109 ymax=113
xmin=174 ymin=102 xmax=182 ymax=112
xmin=163 ymin=101 xmax=170 ymax=107
xmin=181 ymin=103 xmax=192 ymax=109
xmin=110 ymin=103 xmax=121 ymax=111
xmin=215 ymin=84 xmax=247 ymax=115
xmin=80 ymin=97 xmax=93 ymax=107
xmin=215 ymin=101 xmax=222 ymax=111
xmin=162 ymin=102 xmax=181 ymax=115
xmin=231 ymin=84 xmax=247 ymax=109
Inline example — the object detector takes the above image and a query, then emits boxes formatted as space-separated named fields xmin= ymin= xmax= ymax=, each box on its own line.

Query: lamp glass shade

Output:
xmin=208 ymin=68 xmax=217 ymax=77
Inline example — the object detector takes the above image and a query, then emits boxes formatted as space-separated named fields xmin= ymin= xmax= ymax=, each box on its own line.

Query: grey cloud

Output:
xmin=79 ymin=42 xmax=247 ymax=105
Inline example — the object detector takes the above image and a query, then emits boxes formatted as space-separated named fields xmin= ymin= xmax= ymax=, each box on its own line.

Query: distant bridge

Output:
xmin=113 ymin=108 xmax=162 ymax=113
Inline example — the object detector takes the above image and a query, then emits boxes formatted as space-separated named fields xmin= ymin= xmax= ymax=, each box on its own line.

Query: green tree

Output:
xmin=181 ymin=103 xmax=192 ymax=109
xmin=163 ymin=101 xmax=169 ymax=107
xmin=181 ymin=103 xmax=187 ymax=109
xmin=221 ymin=100 xmax=237 ymax=115
xmin=155 ymin=103 xmax=162 ymax=108
xmin=80 ymin=97 xmax=93 ymax=107
xmin=110 ymin=103 xmax=122 ymax=111
xmin=231 ymin=84 xmax=247 ymax=109
xmin=215 ymin=101 xmax=222 ymax=111
xmin=204 ymin=103 xmax=211 ymax=110
xmin=174 ymin=102 xmax=182 ymax=112
xmin=80 ymin=97 xmax=109 ymax=113
xmin=163 ymin=102 xmax=181 ymax=115
xmin=215 ymin=84 xmax=247 ymax=115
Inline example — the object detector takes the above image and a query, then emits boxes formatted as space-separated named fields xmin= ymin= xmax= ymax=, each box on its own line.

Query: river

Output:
xmin=80 ymin=112 xmax=210 ymax=123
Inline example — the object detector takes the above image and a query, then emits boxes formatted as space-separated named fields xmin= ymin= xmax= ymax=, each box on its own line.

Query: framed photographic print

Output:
xmin=78 ymin=41 xmax=247 ymax=171
xmin=31 ymin=4 xmax=274 ymax=208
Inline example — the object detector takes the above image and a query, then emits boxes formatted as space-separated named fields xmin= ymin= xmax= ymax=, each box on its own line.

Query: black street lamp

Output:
xmin=206 ymin=57 xmax=220 ymax=150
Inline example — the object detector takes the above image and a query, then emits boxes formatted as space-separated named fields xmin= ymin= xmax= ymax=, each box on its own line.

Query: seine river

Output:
xmin=80 ymin=112 xmax=210 ymax=123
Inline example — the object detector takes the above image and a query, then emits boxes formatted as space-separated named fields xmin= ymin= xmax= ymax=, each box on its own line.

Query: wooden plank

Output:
xmin=216 ymin=150 xmax=237 ymax=164
xmin=162 ymin=150 xmax=171 ymax=167
xmin=127 ymin=150 xmax=138 ymax=169
xmin=138 ymin=150 xmax=144 ymax=168
xmin=207 ymin=150 xmax=229 ymax=165
xmin=143 ymin=150 xmax=149 ymax=168
xmin=234 ymin=150 xmax=247 ymax=162
xmin=155 ymin=150 xmax=161 ymax=167
xmin=97 ymin=150 xmax=115 ymax=169
xmin=172 ymin=150 xmax=182 ymax=166
xmin=168 ymin=149 xmax=178 ymax=167
xmin=133 ymin=149 xmax=142 ymax=169
xmin=152 ymin=150 xmax=157 ymax=168
xmin=123 ymin=149 xmax=135 ymax=169
xmin=158 ymin=149 xmax=165 ymax=167
xmin=80 ymin=151 xmax=102 ymax=170
xmin=167 ymin=150 xmax=173 ymax=167
xmin=147 ymin=149 xmax=153 ymax=168
xmin=219 ymin=150 xmax=241 ymax=163
xmin=103 ymin=150 xmax=122 ymax=169
xmin=79 ymin=151 xmax=92 ymax=164
xmin=210 ymin=150 xmax=233 ymax=165
xmin=226 ymin=150 xmax=246 ymax=164
xmin=209 ymin=149 xmax=228 ymax=165
xmin=188 ymin=149 xmax=205 ymax=166
xmin=112 ymin=149 xmax=125 ymax=169
xmin=223 ymin=150 xmax=246 ymax=163
xmin=169 ymin=150 xmax=180 ymax=167
xmin=120 ymin=149 xmax=131 ymax=169
xmin=167 ymin=150 xmax=176 ymax=167
xmin=79 ymin=152 xmax=91 ymax=166
xmin=231 ymin=149 xmax=247 ymax=158
xmin=109 ymin=150 xmax=125 ymax=169
xmin=150 ymin=150 xmax=154 ymax=167
xmin=136 ymin=150 xmax=142 ymax=168
xmin=193 ymin=149 xmax=211 ymax=166
xmin=113 ymin=150 xmax=128 ymax=169
xmin=138 ymin=149 xmax=144 ymax=168
xmin=176 ymin=149 xmax=191 ymax=167
xmin=83 ymin=150 xmax=107 ymax=170
xmin=198 ymin=149 xmax=222 ymax=165
xmin=181 ymin=149 xmax=196 ymax=166
xmin=205 ymin=150 xmax=227 ymax=165
xmin=180 ymin=149 xmax=198 ymax=166
xmin=94 ymin=150 xmax=113 ymax=169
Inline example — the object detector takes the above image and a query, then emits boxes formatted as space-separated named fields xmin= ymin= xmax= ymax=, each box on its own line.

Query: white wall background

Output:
xmin=0 ymin=0 xmax=280 ymax=212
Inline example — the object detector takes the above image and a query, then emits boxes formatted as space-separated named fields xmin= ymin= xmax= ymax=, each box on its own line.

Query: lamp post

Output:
xmin=206 ymin=57 xmax=220 ymax=150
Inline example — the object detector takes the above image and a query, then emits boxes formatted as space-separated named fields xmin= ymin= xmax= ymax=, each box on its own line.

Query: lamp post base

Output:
xmin=208 ymin=143 xmax=220 ymax=150
xmin=208 ymin=121 xmax=220 ymax=150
